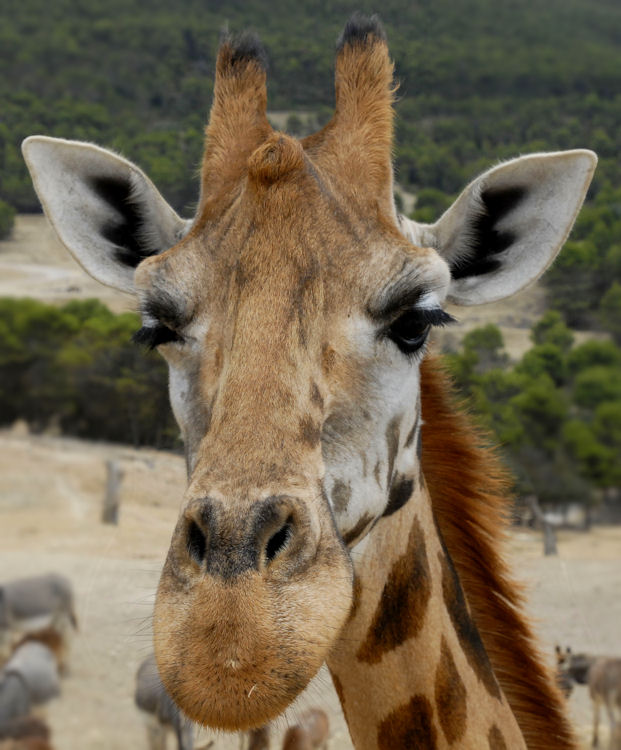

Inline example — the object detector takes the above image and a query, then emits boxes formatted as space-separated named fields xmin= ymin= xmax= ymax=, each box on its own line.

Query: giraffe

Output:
xmin=22 ymin=13 xmax=596 ymax=749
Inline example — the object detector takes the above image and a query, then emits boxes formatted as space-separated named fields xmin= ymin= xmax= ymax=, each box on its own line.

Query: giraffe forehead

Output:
xmin=137 ymin=166 xmax=449 ymax=326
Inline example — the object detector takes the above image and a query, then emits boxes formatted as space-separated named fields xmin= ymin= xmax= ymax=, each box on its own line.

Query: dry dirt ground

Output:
xmin=1 ymin=429 xmax=620 ymax=750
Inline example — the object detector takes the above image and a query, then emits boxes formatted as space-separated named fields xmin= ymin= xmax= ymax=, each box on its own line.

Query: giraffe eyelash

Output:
xmin=132 ymin=324 xmax=183 ymax=350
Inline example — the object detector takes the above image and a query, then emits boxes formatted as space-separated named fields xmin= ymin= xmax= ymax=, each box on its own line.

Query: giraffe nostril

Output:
xmin=187 ymin=520 xmax=207 ymax=565
xmin=264 ymin=516 xmax=293 ymax=564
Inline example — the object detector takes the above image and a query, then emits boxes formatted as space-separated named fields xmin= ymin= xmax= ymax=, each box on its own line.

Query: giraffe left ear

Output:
xmin=409 ymin=150 xmax=597 ymax=306
xmin=22 ymin=136 xmax=189 ymax=294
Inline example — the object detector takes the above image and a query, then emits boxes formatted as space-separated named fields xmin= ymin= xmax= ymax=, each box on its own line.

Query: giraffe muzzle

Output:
xmin=153 ymin=488 xmax=353 ymax=730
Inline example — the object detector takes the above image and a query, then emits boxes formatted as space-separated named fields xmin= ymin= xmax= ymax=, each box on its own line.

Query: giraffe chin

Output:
xmin=153 ymin=546 xmax=353 ymax=731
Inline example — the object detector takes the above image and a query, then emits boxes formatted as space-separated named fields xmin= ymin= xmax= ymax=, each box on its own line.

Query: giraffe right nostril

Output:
xmin=264 ymin=516 xmax=293 ymax=564
xmin=187 ymin=520 xmax=207 ymax=565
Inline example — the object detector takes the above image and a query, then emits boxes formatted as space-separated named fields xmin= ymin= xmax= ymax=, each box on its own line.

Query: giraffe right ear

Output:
xmin=402 ymin=150 xmax=597 ymax=306
xmin=22 ymin=136 xmax=189 ymax=294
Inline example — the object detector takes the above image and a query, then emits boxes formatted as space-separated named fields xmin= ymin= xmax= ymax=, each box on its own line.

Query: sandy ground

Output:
xmin=0 ymin=215 xmax=135 ymax=314
xmin=1 ymin=429 xmax=619 ymax=749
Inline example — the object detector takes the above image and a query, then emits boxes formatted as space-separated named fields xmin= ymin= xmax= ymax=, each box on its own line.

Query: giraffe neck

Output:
xmin=326 ymin=480 xmax=527 ymax=750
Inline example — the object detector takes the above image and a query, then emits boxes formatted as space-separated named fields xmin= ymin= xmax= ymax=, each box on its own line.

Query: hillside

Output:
xmin=1 ymin=0 xmax=620 ymax=213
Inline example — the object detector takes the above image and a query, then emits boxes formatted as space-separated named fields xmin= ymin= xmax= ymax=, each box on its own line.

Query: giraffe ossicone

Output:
xmin=23 ymin=13 xmax=595 ymax=749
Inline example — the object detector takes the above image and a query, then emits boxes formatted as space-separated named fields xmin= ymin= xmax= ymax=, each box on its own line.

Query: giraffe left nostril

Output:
xmin=187 ymin=520 xmax=207 ymax=565
xmin=264 ymin=516 xmax=293 ymax=564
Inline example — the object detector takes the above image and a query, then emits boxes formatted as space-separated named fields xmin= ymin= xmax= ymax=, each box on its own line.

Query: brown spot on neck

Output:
xmin=488 ymin=724 xmax=508 ymax=750
xmin=438 ymin=548 xmax=502 ymax=701
xmin=435 ymin=636 xmax=467 ymax=744
xmin=383 ymin=474 xmax=414 ymax=518
xmin=356 ymin=515 xmax=431 ymax=664
xmin=378 ymin=695 xmax=437 ymax=749
xmin=348 ymin=574 xmax=362 ymax=620
xmin=331 ymin=480 xmax=352 ymax=514
xmin=342 ymin=513 xmax=373 ymax=547
xmin=385 ymin=416 xmax=401 ymax=488
xmin=405 ymin=415 xmax=419 ymax=448
xmin=310 ymin=381 xmax=324 ymax=409
xmin=299 ymin=415 xmax=321 ymax=447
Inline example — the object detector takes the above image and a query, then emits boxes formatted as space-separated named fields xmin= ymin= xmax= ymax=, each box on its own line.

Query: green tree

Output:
xmin=0 ymin=199 xmax=15 ymax=239
xmin=599 ymin=282 xmax=621 ymax=344
xmin=515 ymin=344 xmax=567 ymax=386
xmin=573 ymin=366 xmax=621 ymax=409
xmin=530 ymin=311 xmax=574 ymax=351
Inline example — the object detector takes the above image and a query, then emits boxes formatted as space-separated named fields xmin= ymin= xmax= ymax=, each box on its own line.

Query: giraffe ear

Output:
xmin=22 ymin=136 xmax=189 ymax=294
xmin=408 ymin=150 xmax=597 ymax=306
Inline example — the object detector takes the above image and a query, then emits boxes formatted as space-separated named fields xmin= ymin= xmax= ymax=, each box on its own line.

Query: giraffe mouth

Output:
xmin=153 ymin=522 xmax=353 ymax=730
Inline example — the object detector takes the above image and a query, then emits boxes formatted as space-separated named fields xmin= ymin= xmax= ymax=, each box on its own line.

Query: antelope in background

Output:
xmin=556 ymin=646 xmax=621 ymax=749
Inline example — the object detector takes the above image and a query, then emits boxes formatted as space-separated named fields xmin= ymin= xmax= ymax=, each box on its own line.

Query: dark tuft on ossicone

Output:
xmin=336 ymin=12 xmax=387 ymax=52
xmin=220 ymin=30 xmax=268 ymax=71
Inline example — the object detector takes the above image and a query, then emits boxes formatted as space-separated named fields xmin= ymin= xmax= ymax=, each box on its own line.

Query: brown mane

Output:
xmin=420 ymin=355 xmax=577 ymax=750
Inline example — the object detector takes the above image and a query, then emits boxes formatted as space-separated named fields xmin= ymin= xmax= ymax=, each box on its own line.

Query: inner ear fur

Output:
xmin=22 ymin=136 xmax=186 ymax=293
xmin=415 ymin=150 xmax=597 ymax=305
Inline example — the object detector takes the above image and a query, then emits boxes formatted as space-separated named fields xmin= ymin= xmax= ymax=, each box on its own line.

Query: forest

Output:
xmin=0 ymin=0 xmax=619 ymax=509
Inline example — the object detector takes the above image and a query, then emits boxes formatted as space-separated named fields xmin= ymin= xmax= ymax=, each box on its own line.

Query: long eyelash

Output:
xmin=132 ymin=325 xmax=181 ymax=350
xmin=418 ymin=308 xmax=457 ymax=328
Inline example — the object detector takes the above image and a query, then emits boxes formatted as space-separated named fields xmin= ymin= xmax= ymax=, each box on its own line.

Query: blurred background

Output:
xmin=0 ymin=0 xmax=620 ymax=748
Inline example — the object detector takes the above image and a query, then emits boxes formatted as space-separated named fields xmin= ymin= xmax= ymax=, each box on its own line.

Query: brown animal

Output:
xmin=247 ymin=725 xmax=270 ymax=750
xmin=23 ymin=12 xmax=597 ymax=750
xmin=588 ymin=658 xmax=621 ymax=749
xmin=0 ymin=716 xmax=50 ymax=742
xmin=0 ymin=740 xmax=54 ymax=750
xmin=554 ymin=646 xmax=621 ymax=748
xmin=555 ymin=645 xmax=575 ymax=698
xmin=282 ymin=709 xmax=329 ymax=750
xmin=11 ymin=629 xmax=65 ymax=677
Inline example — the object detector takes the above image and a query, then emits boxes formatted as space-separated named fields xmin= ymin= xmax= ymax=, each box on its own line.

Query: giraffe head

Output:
xmin=23 ymin=14 xmax=595 ymax=731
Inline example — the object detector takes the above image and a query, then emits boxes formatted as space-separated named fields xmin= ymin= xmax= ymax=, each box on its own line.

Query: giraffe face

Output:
xmin=22 ymin=11 xmax=596 ymax=734
xmin=136 ymin=132 xmax=451 ymax=728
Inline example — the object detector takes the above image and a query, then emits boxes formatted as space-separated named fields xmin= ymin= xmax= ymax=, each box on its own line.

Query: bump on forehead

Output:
xmin=248 ymin=134 xmax=306 ymax=186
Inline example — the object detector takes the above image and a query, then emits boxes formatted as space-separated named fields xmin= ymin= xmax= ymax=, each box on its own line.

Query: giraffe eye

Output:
xmin=386 ymin=308 xmax=455 ymax=356
xmin=387 ymin=310 xmax=431 ymax=354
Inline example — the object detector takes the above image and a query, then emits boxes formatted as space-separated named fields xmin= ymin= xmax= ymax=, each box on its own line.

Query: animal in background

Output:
xmin=0 ymin=575 xmax=77 ymax=637
xmin=0 ymin=634 xmax=61 ymax=723
xmin=0 ymin=716 xmax=50 ymax=743
xmin=11 ymin=628 xmax=67 ymax=678
xmin=135 ymin=653 xmax=194 ymax=750
xmin=555 ymin=645 xmax=575 ymax=697
xmin=246 ymin=725 xmax=270 ymax=750
xmin=282 ymin=709 xmax=329 ymax=750
xmin=555 ymin=646 xmax=621 ymax=748
xmin=0 ymin=739 xmax=54 ymax=750
xmin=589 ymin=658 xmax=621 ymax=749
